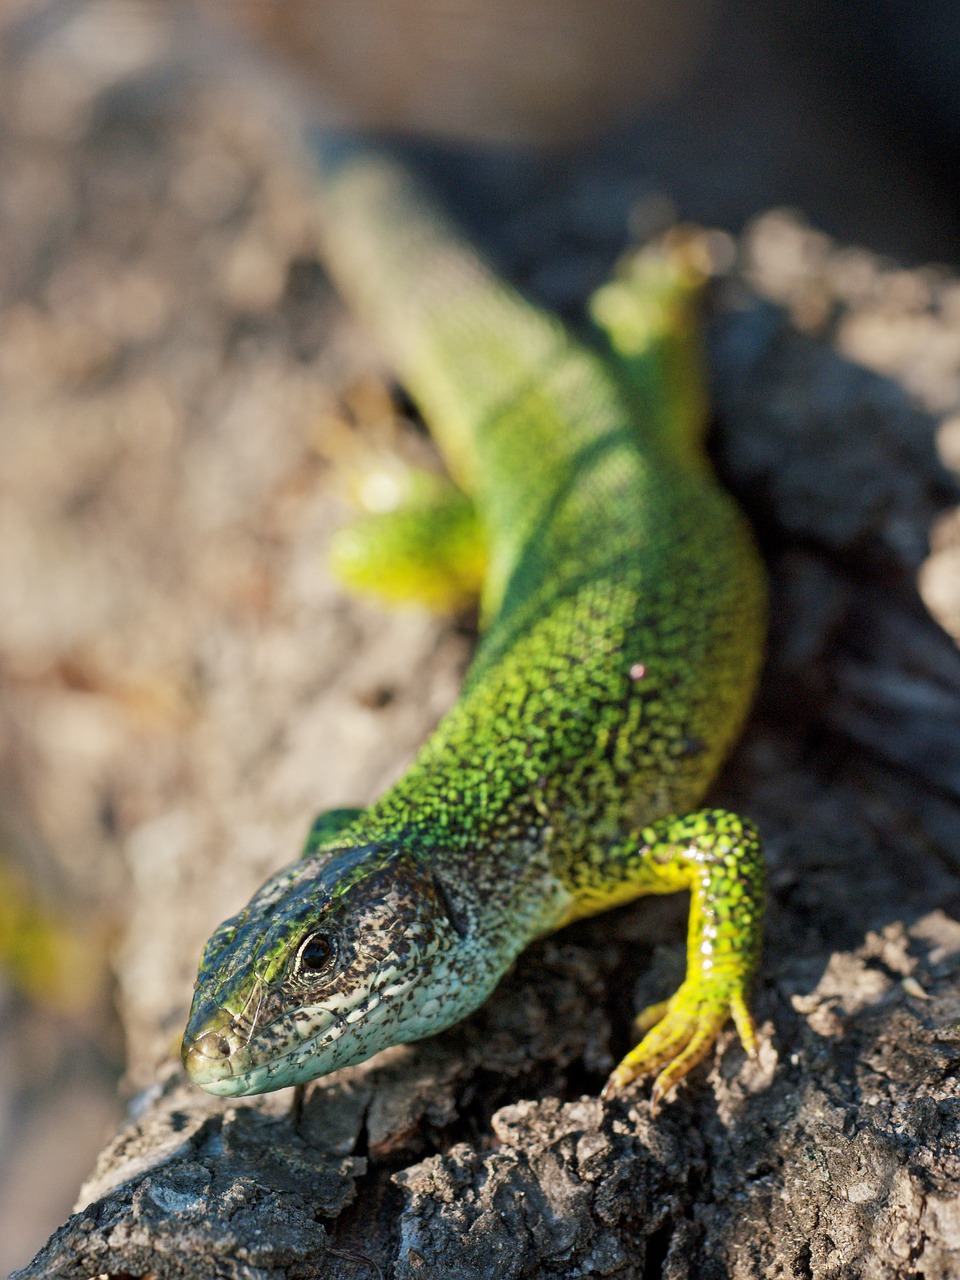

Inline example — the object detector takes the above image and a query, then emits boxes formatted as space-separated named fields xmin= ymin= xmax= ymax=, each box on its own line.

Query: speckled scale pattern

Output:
xmin=182 ymin=148 xmax=768 ymax=1103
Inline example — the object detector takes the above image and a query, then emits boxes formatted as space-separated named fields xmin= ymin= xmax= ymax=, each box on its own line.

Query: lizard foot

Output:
xmin=601 ymin=980 xmax=758 ymax=1111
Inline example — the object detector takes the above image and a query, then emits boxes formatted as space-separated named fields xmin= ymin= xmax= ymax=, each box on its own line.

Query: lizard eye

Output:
xmin=297 ymin=932 xmax=336 ymax=974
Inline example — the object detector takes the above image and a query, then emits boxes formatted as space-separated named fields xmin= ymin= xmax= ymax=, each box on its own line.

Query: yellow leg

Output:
xmin=330 ymin=471 xmax=485 ymax=612
xmin=589 ymin=230 xmax=712 ymax=468
xmin=595 ymin=808 xmax=765 ymax=1108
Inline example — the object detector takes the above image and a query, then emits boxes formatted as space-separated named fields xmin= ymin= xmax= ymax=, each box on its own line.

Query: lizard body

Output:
xmin=182 ymin=146 xmax=766 ymax=1107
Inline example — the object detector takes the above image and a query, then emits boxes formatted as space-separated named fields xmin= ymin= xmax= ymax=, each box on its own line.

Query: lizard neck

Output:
xmin=334 ymin=786 xmax=574 ymax=959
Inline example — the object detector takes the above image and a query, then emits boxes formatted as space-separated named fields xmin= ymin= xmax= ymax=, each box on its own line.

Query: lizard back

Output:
xmin=315 ymin=147 xmax=766 ymax=888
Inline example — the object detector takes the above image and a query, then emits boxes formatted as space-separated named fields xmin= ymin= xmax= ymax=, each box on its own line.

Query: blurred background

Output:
xmin=2 ymin=0 xmax=960 ymax=1272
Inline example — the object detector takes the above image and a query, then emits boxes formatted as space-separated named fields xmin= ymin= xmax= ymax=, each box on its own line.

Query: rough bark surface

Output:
xmin=5 ymin=3 xmax=960 ymax=1278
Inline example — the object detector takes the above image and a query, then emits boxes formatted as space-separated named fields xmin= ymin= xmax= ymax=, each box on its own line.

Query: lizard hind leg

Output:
xmin=588 ymin=230 xmax=713 ymax=465
xmin=329 ymin=470 xmax=486 ymax=612
xmin=595 ymin=808 xmax=765 ymax=1109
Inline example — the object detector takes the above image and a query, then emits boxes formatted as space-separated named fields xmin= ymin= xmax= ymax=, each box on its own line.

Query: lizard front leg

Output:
xmin=593 ymin=809 xmax=765 ymax=1108
xmin=302 ymin=807 xmax=365 ymax=855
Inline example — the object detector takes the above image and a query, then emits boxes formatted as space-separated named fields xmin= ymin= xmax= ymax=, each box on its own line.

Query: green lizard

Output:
xmin=182 ymin=144 xmax=766 ymax=1109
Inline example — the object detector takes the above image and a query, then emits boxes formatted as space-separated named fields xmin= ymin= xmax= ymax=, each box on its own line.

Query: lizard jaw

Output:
xmin=182 ymin=983 xmax=408 ymax=1096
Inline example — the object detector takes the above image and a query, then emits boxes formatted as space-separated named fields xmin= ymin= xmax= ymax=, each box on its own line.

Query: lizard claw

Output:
xmin=601 ymin=981 xmax=758 ymax=1108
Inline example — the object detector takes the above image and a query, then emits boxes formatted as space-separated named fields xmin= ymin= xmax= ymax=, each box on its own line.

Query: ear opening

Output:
xmin=431 ymin=871 xmax=470 ymax=938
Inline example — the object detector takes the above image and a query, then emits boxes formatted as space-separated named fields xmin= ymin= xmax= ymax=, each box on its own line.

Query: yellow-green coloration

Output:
xmin=330 ymin=470 xmax=486 ymax=611
xmin=182 ymin=145 xmax=766 ymax=1107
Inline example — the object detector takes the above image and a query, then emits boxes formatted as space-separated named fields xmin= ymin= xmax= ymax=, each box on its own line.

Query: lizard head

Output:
xmin=181 ymin=843 xmax=480 ymax=1096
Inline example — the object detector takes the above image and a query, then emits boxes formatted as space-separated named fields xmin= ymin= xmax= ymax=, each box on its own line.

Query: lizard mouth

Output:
xmin=182 ymin=982 xmax=403 ymax=1097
